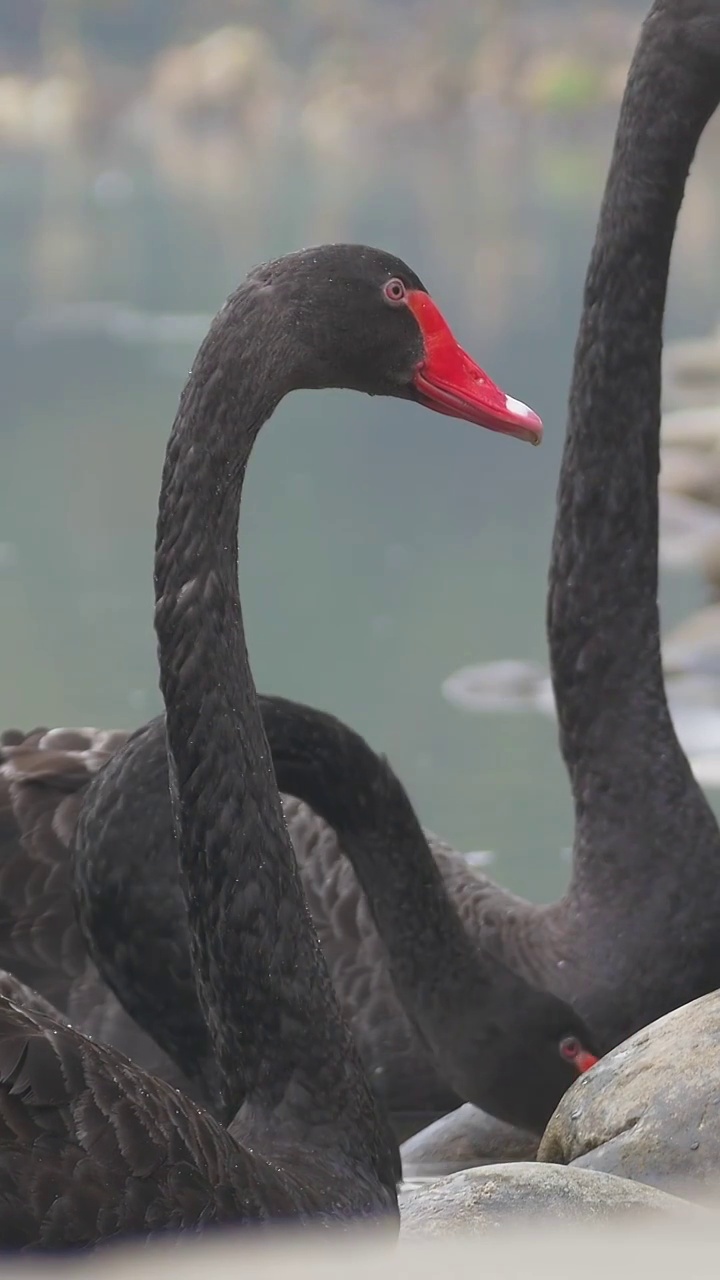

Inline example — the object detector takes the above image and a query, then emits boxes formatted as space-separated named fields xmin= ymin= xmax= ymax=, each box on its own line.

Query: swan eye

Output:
xmin=383 ymin=278 xmax=406 ymax=305
xmin=558 ymin=1035 xmax=580 ymax=1062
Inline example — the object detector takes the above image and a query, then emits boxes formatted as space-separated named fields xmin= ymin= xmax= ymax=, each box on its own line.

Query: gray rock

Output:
xmin=399 ymin=1163 xmax=705 ymax=1237
xmin=401 ymin=1104 xmax=538 ymax=1178
xmin=660 ymin=444 xmax=720 ymax=506
xmin=537 ymin=990 xmax=720 ymax=1202
xmin=662 ymin=404 xmax=720 ymax=448
xmin=663 ymin=604 xmax=720 ymax=675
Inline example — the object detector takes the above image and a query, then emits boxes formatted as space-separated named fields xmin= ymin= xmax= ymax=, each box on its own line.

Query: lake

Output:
xmin=2 ymin=98 xmax=719 ymax=901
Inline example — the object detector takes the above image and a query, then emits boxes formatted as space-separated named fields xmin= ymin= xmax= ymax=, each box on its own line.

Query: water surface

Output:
xmin=2 ymin=111 xmax=720 ymax=901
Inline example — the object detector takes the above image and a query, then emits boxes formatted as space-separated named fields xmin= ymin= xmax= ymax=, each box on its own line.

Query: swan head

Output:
xmin=245 ymin=243 xmax=543 ymax=444
xmin=558 ymin=1032 xmax=599 ymax=1075
xmin=441 ymin=982 xmax=600 ymax=1135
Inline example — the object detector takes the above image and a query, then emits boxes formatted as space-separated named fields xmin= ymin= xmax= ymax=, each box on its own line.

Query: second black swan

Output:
xmin=263 ymin=0 xmax=720 ymax=1095
xmin=275 ymin=0 xmax=720 ymax=1109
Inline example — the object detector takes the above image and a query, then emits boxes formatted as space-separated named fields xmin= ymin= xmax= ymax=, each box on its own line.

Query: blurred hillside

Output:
xmin=0 ymin=2 xmax=651 ymax=67
xmin=0 ymin=1 xmax=652 ymax=154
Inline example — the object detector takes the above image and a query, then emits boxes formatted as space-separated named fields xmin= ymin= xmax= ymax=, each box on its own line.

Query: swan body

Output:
xmin=0 ymin=242 xmax=562 ymax=1246
xmin=6 ymin=0 xmax=715 ymax=1162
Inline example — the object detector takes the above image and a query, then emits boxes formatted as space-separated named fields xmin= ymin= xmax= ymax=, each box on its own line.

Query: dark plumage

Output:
xmin=0 ymin=1001 xmax=310 ymax=1250
xmin=272 ymin=0 xmax=720 ymax=1073
xmin=0 ymin=703 xmax=597 ymax=1142
xmin=73 ymin=702 xmax=596 ymax=1139
xmin=0 ymin=727 xmax=191 ymax=1098
xmin=4 ymin=243 xmax=551 ymax=1246
xmin=275 ymin=0 xmax=720 ymax=1081
xmin=0 ymin=251 xmax=590 ymax=1147
xmin=4 ymin=0 xmax=719 ymax=1171
xmin=76 ymin=0 xmax=720 ymax=1119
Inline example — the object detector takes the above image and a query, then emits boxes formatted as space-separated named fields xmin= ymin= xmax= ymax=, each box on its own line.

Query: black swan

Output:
xmin=260 ymin=0 xmax=720 ymax=1090
xmin=267 ymin=0 xmax=720 ymax=1113
xmin=0 ymin=254 xmax=599 ymax=1141
xmin=0 ymin=708 xmax=596 ymax=1139
xmin=33 ymin=0 xmax=720 ymax=1141
xmin=13 ymin=0 xmax=718 ymax=1140
xmin=5 ymin=0 xmax=719 ymax=1146
xmin=265 ymin=0 xmax=720 ymax=1070
xmin=0 ymin=242 xmax=553 ymax=1247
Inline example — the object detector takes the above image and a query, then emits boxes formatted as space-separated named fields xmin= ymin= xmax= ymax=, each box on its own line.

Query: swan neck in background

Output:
xmin=548 ymin=4 xmax=720 ymax=870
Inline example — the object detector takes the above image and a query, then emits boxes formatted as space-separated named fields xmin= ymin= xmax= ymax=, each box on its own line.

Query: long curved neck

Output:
xmin=548 ymin=3 xmax=720 ymax=891
xmin=264 ymin=698 xmax=535 ymax=1083
xmin=152 ymin=291 xmax=394 ymax=1184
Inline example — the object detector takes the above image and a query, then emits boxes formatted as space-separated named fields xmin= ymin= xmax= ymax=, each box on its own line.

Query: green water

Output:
xmin=1 ymin=113 xmax=718 ymax=901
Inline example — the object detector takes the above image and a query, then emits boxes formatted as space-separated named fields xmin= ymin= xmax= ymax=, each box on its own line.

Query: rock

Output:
xmin=686 ymin=752 xmax=720 ymax=788
xmin=441 ymin=658 xmax=552 ymax=713
xmin=401 ymin=1104 xmax=538 ymax=1178
xmin=664 ymin=333 xmax=720 ymax=409
xmin=399 ymin=1164 xmax=705 ymax=1236
xmin=662 ymin=404 xmax=720 ymax=449
xmin=660 ymin=445 xmax=720 ymax=506
xmin=0 ymin=73 xmax=88 ymax=145
xmin=537 ymin=991 xmax=720 ymax=1202
xmin=699 ymin=538 xmax=720 ymax=602
xmin=148 ymin=26 xmax=281 ymax=127
xmin=659 ymin=491 xmax=720 ymax=570
xmin=663 ymin=605 xmax=720 ymax=676
xmin=666 ymin=692 xmax=720 ymax=781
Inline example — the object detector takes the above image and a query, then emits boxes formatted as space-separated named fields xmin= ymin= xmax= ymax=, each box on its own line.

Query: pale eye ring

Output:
xmin=383 ymin=278 xmax=407 ymax=305
xmin=558 ymin=1035 xmax=580 ymax=1063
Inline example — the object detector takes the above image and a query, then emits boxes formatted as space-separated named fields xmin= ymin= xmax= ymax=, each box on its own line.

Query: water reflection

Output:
xmin=1 ymin=109 xmax=720 ymax=904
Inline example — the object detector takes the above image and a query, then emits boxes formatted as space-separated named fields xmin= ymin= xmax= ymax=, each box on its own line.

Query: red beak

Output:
xmin=406 ymin=290 xmax=543 ymax=445
xmin=575 ymin=1049 xmax=599 ymax=1074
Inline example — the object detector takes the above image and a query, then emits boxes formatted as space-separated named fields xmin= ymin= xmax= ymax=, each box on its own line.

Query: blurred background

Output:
xmin=1 ymin=0 xmax=719 ymax=900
